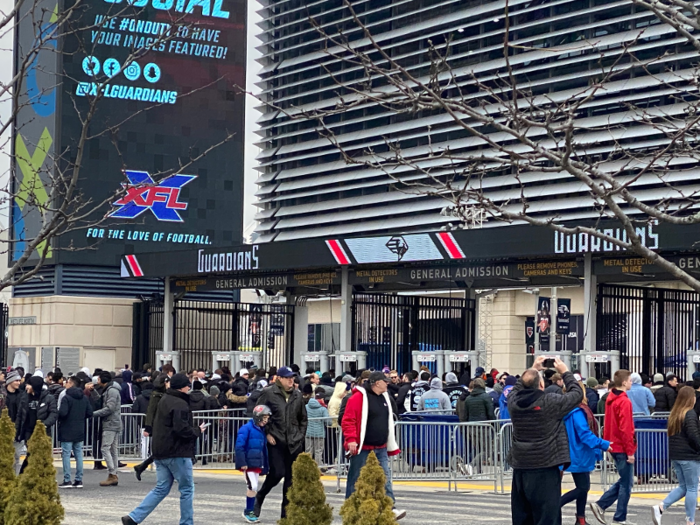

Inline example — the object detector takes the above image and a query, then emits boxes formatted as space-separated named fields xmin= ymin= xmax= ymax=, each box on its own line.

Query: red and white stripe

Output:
xmin=125 ymin=254 xmax=144 ymax=277
xmin=436 ymin=232 xmax=465 ymax=259
xmin=325 ymin=239 xmax=351 ymax=265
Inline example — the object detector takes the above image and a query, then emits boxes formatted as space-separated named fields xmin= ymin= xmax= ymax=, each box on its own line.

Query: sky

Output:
xmin=0 ymin=0 xmax=263 ymax=238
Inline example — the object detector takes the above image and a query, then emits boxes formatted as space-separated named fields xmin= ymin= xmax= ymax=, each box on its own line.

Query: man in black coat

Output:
xmin=58 ymin=376 xmax=93 ymax=488
xmin=122 ymin=373 xmax=205 ymax=525
xmin=654 ymin=374 xmax=678 ymax=412
xmin=5 ymin=370 xmax=27 ymax=474
xmin=254 ymin=366 xmax=308 ymax=520
xmin=508 ymin=356 xmax=583 ymax=525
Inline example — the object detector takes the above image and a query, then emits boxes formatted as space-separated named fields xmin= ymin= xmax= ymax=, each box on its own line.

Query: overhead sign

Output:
xmin=415 ymin=354 xmax=437 ymax=362
xmin=170 ymin=271 xmax=341 ymax=291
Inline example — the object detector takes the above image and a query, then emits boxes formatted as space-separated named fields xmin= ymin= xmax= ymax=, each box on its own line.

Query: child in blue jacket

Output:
xmin=235 ymin=405 xmax=271 ymax=523
xmin=560 ymin=396 xmax=612 ymax=525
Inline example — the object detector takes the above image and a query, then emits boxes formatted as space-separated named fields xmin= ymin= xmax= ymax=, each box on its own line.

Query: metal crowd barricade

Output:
xmin=497 ymin=421 xmax=513 ymax=494
xmin=452 ymin=421 xmax=499 ymax=493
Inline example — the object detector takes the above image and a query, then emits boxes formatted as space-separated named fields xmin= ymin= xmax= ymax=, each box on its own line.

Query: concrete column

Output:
xmin=339 ymin=267 xmax=352 ymax=352
xmin=163 ymin=277 xmax=174 ymax=353
xmin=583 ymin=253 xmax=597 ymax=353
xmin=293 ymin=303 xmax=309 ymax=365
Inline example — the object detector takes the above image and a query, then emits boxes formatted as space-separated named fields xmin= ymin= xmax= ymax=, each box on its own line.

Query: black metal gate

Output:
xmin=132 ymin=300 xmax=294 ymax=372
xmin=597 ymin=284 xmax=700 ymax=377
xmin=352 ymin=293 xmax=475 ymax=373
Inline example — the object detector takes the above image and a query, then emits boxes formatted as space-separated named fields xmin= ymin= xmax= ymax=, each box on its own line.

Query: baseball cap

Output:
xmin=277 ymin=366 xmax=295 ymax=378
xmin=368 ymin=371 xmax=389 ymax=384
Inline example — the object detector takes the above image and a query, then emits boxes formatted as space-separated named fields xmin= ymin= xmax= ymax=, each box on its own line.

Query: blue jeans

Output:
xmin=597 ymin=453 xmax=634 ymax=522
xmin=346 ymin=447 xmax=395 ymax=503
xmin=61 ymin=441 xmax=83 ymax=483
xmin=663 ymin=460 xmax=700 ymax=523
xmin=129 ymin=458 xmax=195 ymax=525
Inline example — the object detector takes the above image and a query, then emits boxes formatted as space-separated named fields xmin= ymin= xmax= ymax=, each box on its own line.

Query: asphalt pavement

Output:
xmin=58 ymin=468 xmax=690 ymax=524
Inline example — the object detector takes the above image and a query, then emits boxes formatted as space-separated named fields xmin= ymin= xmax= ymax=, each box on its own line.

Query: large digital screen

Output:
xmin=13 ymin=0 xmax=246 ymax=267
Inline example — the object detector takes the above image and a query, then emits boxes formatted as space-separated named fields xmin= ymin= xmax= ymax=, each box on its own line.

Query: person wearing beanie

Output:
xmin=122 ymin=373 xmax=205 ymax=525
xmin=301 ymin=383 xmax=314 ymax=405
xmin=246 ymin=380 xmax=268 ymax=417
xmin=499 ymin=375 xmax=518 ymax=420
xmin=418 ymin=377 xmax=452 ymax=414
xmin=584 ymin=378 xmax=600 ymax=414
xmin=653 ymin=373 xmax=678 ymax=412
xmin=627 ymin=372 xmax=656 ymax=415
xmin=19 ymin=374 xmax=58 ymax=473
xmin=5 ymin=369 xmax=26 ymax=474
xmin=443 ymin=372 xmax=468 ymax=410
xmin=651 ymin=373 xmax=666 ymax=393
xmin=93 ymin=370 xmax=122 ymax=486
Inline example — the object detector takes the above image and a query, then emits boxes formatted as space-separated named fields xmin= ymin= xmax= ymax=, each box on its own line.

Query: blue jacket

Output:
xmin=499 ymin=385 xmax=514 ymax=420
xmin=235 ymin=419 xmax=269 ymax=474
xmin=563 ymin=407 xmax=610 ymax=473
xmin=305 ymin=399 xmax=331 ymax=438
xmin=627 ymin=383 xmax=655 ymax=415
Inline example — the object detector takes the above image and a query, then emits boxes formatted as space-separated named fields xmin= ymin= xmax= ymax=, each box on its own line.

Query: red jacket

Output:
xmin=341 ymin=387 xmax=400 ymax=457
xmin=604 ymin=389 xmax=637 ymax=456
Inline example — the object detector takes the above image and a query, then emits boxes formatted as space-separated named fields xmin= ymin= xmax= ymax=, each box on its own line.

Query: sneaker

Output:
xmin=393 ymin=508 xmax=407 ymax=520
xmin=243 ymin=510 xmax=259 ymax=523
xmin=589 ymin=503 xmax=606 ymax=525
xmin=58 ymin=481 xmax=73 ymax=489
xmin=651 ymin=504 xmax=663 ymax=525
xmin=121 ymin=517 xmax=137 ymax=525
xmin=72 ymin=480 xmax=83 ymax=489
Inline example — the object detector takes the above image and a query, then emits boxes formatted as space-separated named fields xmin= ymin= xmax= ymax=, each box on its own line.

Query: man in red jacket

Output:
xmin=590 ymin=369 xmax=636 ymax=525
xmin=342 ymin=371 xmax=406 ymax=521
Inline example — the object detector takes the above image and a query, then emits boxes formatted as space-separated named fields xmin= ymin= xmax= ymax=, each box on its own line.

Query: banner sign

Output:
xmin=172 ymin=270 xmax=341 ymax=292
xmin=556 ymin=298 xmax=571 ymax=335
xmin=525 ymin=318 xmax=535 ymax=353
xmin=537 ymin=297 xmax=551 ymax=350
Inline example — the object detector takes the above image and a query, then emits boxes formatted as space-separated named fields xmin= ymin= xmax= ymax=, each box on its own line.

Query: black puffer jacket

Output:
xmin=508 ymin=371 xmax=583 ymax=469
xmin=189 ymin=390 xmax=209 ymax=412
xmin=58 ymin=387 xmax=93 ymax=442
xmin=257 ymin=382 xmax=307 ymax=454
xmin=669 ymin=409 xmax=700 ymax=461
xmin=132 ymin=383 xmax=153 ymax=415
xmin=144 ymin=375 xmax=167 ymax=435
xmin=226 ymin=377 xmax=249 ymax=409
xmin=654 ymin=384 xmax=677 ymax=412
xmin=458 ymin=387 xmax=495 ymax=422
xmin=152 ymin=389 xmax=201 ymax=459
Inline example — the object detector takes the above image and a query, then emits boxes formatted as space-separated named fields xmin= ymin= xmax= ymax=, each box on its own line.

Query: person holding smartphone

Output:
xmin=121 ymin=373 xmax=206 ymax=525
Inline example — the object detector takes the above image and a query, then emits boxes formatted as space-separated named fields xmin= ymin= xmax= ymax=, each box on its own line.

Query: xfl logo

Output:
xmin=109 ymin=170 xmax=196 ymax=222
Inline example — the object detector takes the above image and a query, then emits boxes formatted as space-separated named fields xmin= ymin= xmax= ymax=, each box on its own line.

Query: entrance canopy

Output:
xmin=120 ymin=220 xmax=700 ymax=293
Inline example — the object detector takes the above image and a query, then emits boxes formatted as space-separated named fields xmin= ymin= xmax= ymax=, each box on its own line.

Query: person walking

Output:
xmin=253 ymin=366 xmax=307 ymax=520
xmin=305 ymin=393 xmax=330 ymax=468
xmin=93 ymin=371 xmax=123 ymax=487
xmin=236 ymin=405 xmax=271 ymax=523
xmin=509 ymin=356 xmax=583 ymax=525
xmin=19 ymin=375 xmax=58 ymax=473
xmin=57 ymin=376 xmax=93 ymax=489
xmin=5 ymin=370 xmax=27 ymax=474
xmin=133 ymin=373 xmax=168 ymax=481
xmin=590 ymin=370 xmax=636 ymax=525
xmin=560 ymin=381 xmax=612 ymax=525
xmin=122 ymin=373 xmax=206 ymax=525
xmin=342 ymin=371 xmax=406 ymax=521
xmin=651 ymin=385 xmax=700 ymax=525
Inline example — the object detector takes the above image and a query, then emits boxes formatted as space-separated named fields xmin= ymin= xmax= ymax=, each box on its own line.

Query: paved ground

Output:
xmin=58 ymin=467 xmax=690 ymax=524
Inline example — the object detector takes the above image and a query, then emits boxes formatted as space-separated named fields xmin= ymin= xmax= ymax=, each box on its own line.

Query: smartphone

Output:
xmin=201 ymin=422 xmax=211 ymax=428
xmin=345 ymin=450 xmax=354 ymax=459
xmin=543 ymin=358 xmax=556 ymax=368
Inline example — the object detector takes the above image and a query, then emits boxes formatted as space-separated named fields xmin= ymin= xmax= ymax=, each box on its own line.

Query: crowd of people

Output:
xmin=0 ymin=358 xmax=698 ymax=525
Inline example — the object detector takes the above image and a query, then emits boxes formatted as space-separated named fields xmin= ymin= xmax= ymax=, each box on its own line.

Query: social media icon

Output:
xmin=102 ymin=58 xmax=121 ymax=78
xmin=143 ymin=63 xmax=161 ymax=83
xmin=82 ymin=56 xmax=100 ymax=77
xmin=123 ymin=62 xmax=141 ymax=81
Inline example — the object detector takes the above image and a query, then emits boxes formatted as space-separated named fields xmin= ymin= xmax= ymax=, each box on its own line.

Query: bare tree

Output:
xmin=260 ymin=0 xmax=700 ymax=291
xmin=1 ymin=0 xmax=236 ymax=290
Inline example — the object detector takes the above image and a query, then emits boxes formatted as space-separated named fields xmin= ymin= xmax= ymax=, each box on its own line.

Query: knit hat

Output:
xmin=342 ymin=374 xmax=354 ymax=383
xmin=209 ymin=385 xmax=220 ymax=397
xmin=169 ymin=373 xmax=190 ymax=390
xmin=28 ymin=375 xmax=44 ymax=394
xmin=33 ymin=369 xmax=44 ymax=378
xmin=586 ymin=377 xmax=599 ymax=389
xmin=256 ymin=379 xmax=268 ymax=391
xmin=193 ymin=380 xmax=203 ymax=391
xmin=653 ymin=373 xmax=664 ymax=384
xmin=302 ymin=383 xmax=313 ymax=394
xmin=5 ymin=370 xmax=20 ymax=384
xmin=505 ymin=376 xmax=517 ymax=386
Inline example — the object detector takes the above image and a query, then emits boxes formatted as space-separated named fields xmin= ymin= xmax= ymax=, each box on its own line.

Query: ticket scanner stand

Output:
xmin=412 ymin=350 xmax=445 ymax=378
xmin=211 ymin=351 xmax=236 ymax=374
xmin=578 ymin=350 xmax=620 ymax=379
xmin=333 ymin=351 xmax=367 ymax=375
xmin=156 ymin=350 xmax=180 ymax=372
xmin=301 ymin=351 xmax=330 ymax=374
xmin=443 ymin=350 xmax=481 ymax=379
xmin=235 ymin=351 xmax=262 ymax=374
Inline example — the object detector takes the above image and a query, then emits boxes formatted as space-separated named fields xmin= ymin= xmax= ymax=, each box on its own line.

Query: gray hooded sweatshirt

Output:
xmin=417 ymin=378 xmax=452 ymax=414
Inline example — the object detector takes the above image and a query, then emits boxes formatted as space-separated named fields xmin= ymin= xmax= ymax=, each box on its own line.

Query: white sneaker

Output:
xmin=589 ymin=502 xmax=606 ymax=524
xmin=651 ymin=504 xmax=663 ymax=525
xmin=393 ymin=508 xmax=406 ymax=520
